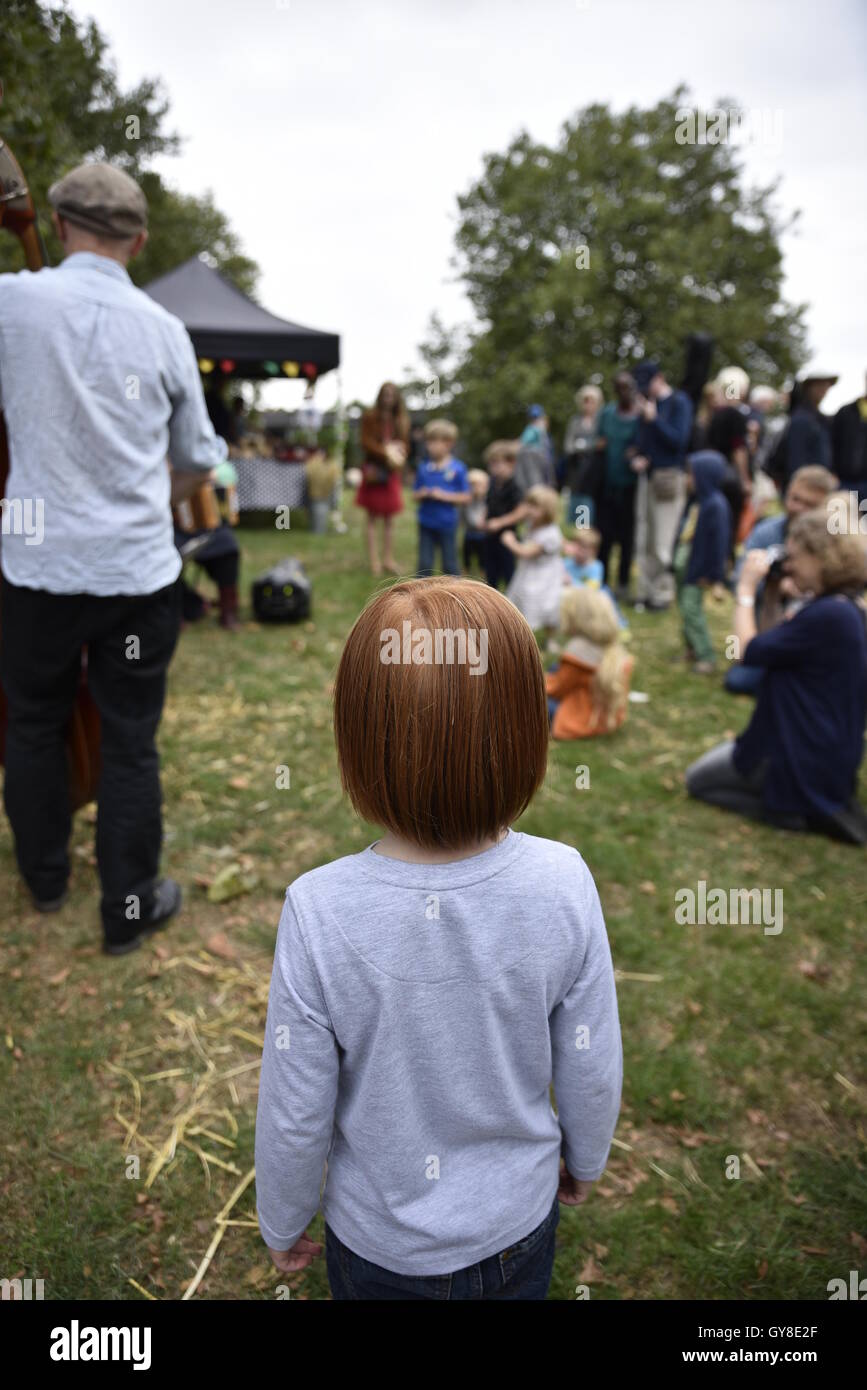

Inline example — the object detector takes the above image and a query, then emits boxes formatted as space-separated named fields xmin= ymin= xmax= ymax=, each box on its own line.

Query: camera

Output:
xmin=764 ymin=543 xmax=786 ymax=582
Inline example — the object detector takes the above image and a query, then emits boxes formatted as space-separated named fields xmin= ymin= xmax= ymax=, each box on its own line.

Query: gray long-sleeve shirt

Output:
xmin=255 ymin=830 xmax=622 ymax=1276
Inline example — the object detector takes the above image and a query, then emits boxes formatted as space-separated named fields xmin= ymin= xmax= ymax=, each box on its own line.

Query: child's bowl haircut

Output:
xmin=334 ymin=577 xmax=548 ymax=849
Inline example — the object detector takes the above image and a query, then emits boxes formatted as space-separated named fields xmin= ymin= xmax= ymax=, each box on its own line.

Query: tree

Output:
xmin=413 ymin=88 xmax=807 ymax=462
xmin=0 ymin=0 xmax=257 ymax=292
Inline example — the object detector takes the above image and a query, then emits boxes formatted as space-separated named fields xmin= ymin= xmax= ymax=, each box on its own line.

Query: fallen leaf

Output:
xmin=205 ymin=931 xmax=237 ymax=961
xmin=206 ymin=864 xmax=258 ymax=904
xmin=797 ymin=960 xmax=830 ymax=982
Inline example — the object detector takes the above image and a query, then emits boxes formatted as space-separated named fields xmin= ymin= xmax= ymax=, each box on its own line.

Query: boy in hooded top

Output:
xmin=674 ymin=451 xmax=731 ymax=674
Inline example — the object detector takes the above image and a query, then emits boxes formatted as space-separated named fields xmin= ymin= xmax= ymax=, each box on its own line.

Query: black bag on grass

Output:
xmin=252 ymin=558 xmax=312 ymax=623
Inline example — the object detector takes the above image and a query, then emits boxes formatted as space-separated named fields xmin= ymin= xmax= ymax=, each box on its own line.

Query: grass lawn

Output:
xmin=1 ymin=495 xmax=865 ymax=1301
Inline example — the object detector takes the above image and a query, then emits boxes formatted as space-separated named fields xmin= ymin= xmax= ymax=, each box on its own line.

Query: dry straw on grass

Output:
xmin=107 ymin=947 xmax=270 ymax=1299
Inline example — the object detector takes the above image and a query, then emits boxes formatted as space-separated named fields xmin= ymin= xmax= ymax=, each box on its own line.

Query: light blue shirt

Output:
xmin=255 ymin=830 xmax=622 ymax=1276
xmin=0 ymin=251 xmax=225 ymax=595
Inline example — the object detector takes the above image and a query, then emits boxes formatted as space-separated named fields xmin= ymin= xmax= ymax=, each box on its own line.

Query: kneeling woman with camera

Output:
xmin=686 ymin=505 xmax=867 ymax=843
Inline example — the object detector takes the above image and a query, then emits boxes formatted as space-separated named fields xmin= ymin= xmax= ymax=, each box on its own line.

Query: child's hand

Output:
xmin=709 ymin=582 xmax=728 ymax=605
xmin=267 ymin=1231 xmax=323 ymax=1272
xmin=557 ymin=1160 xmax=595 ymax=1207
xmin=415 ymin=487 xmax=430 ymax=500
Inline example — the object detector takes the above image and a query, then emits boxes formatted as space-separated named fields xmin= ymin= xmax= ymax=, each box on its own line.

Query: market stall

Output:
xmin=143 ymin=256 xmax=340 ymax=512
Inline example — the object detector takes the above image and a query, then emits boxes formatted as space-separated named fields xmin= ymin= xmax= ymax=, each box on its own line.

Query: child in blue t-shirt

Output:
xmin=562 ymin=527 xmax=629 ymax=631
xmin=414 ymin=420 xmax=472 ymax=576
xmin=562 ymin=527 xmax=605 ymax=587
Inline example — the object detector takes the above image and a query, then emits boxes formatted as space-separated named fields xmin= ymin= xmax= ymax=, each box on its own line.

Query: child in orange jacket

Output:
xmin=546 ymin=587 xmax=633 ymax=739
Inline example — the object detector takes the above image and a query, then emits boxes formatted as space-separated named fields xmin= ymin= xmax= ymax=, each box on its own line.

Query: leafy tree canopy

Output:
xmin=0 ymin=0 xmax=257 ymax=292
xmin=408 ymin=88 xmax=807 ymax=462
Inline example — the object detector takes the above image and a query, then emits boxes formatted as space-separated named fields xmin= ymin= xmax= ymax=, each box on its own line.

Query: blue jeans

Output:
xmin=324 ymin=1193 xmax=560 ymax=1300
xmin=418 ymin=524 xmax=458 ymax=576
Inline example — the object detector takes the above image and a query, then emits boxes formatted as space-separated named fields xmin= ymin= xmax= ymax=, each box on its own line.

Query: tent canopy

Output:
xmin=142 ymin=256 xmax=340 ymax=381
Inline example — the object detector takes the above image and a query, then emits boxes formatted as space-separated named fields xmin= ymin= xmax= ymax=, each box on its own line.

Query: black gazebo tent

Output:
xmin=142 ymin=256 xmax=340 ymax=381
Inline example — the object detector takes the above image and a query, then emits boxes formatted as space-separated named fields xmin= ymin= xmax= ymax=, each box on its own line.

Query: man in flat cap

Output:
xmin=0 ymin=161 xmax=226 ymax=954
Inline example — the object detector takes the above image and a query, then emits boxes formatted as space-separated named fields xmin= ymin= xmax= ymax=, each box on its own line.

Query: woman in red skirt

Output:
xmin=355 ymin=381 xmax=410 ymax=574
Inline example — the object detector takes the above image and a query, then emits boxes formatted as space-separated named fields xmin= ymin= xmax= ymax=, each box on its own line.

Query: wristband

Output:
xmin=736 ymin=592 xmax=755 ymax=607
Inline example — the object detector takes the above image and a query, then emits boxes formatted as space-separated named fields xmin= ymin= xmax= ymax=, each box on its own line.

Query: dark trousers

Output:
xmin=325 ymin=1194 xmax=559 ymax=1300
xmin=1 ymin=576 xmax=181 ymax=941
xmin=417 ymin=525 xmax=459 ymax=576
xmin=200 ymin=549 xmax=239 ymax=588
xmin=484 ymin=534 xmax=516 ymax=590
xmin=597 ymin=488 xmax=636 ymax=590
xmin=685 ymin=739 xmax=767 ymax=817
xmin=463 ymin=532 xmax=487 ymax=574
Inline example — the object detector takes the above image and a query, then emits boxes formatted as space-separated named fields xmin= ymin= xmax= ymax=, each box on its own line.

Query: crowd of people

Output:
xmin=353 ymin=366 xmax=867 ymax=843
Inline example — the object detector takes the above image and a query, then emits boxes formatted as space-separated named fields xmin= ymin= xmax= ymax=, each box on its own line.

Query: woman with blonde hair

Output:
xmin=686 ymin=503 xmax=867 ymax=842
xmin=563 ymin=383 xmax=604 ymax=529
xmin=354 ymin=381 xmax=410 ymax=575
xmin=545 ymin=587 xmax=633 ymax=739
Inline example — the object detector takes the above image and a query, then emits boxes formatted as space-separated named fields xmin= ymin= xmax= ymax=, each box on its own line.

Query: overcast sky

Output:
xmin=80 ymin=0 xmax=866 ymax=416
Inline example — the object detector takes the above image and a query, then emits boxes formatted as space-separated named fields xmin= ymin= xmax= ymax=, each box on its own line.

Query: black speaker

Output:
xmin=252 ymin=558 xmax=312 ymax=623
xmin=680 ymin=332 xmax=715 ymax=407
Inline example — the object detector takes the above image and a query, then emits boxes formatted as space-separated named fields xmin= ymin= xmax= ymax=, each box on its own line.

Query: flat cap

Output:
xmin=48 ymin=162 xmax=147 ymax=239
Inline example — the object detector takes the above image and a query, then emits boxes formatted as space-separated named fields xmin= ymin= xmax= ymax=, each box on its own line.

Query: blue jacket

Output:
xmin=636 ymin=389 xmax=693 ymax=471
xmin=684 ymin=451 xmax=731 ymax=585
xmin=735 ymin=595 xmax=867 ymax=818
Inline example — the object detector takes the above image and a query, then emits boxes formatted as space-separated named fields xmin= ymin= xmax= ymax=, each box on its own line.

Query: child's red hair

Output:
xmin=334 ymin=578 xmax=548 ymax=848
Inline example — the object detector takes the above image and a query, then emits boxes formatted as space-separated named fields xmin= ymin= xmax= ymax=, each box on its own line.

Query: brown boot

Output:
xmin=218 ymin=584 xmax=240 ymax=630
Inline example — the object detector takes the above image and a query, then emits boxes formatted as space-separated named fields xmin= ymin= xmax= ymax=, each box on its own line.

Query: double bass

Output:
xmin=0 ymin=129 xmax=101 ymax=809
